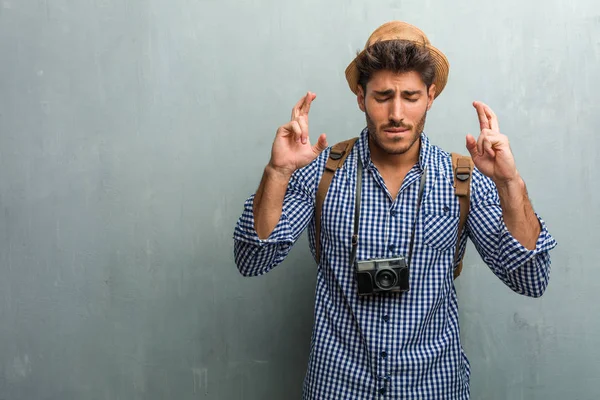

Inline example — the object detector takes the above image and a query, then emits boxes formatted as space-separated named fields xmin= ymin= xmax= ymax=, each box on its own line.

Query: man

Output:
xmin=233 ymin=21 xmax=556 ymax=399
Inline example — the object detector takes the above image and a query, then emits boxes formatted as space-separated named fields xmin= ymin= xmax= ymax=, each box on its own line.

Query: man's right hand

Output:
xmin=268 ymin=92 xmax=328 ymax=178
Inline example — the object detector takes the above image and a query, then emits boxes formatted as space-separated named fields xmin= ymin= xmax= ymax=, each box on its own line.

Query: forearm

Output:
xmin=234 ymin=164 xmax=314 ymax=276
xmin=496 ymin=174 xmax=540 ymax=250
xmin=253 ymin=164 xmax=293 ymax=239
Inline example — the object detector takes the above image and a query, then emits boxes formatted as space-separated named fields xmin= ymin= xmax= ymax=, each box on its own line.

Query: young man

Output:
xmin=233 ymin=21 xmax=556 ymax=399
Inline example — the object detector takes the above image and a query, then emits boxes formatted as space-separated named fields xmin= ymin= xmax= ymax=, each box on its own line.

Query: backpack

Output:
xmin=314 ymin=138 xmax=474 ymax=279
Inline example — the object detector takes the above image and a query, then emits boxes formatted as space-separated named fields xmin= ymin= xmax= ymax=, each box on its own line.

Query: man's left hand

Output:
xmin=466 ymin=101 xmax=520 ymax=187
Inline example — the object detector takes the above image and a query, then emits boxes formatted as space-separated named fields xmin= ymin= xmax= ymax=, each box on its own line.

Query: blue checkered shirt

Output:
xmin=233 ymin=129 xmax=556 ymax=399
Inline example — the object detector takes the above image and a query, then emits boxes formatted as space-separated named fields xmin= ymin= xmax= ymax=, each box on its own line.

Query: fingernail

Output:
xmin=302 ymin=138 xmax=307 ymax=144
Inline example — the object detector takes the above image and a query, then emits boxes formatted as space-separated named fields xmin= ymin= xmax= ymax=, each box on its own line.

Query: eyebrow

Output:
xmin=373 ymin=89 xmax=423 ymax=96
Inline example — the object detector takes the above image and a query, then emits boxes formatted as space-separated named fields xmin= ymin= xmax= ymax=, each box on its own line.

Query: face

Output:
xmin=357 ymin=70 xmax=435 ymax=158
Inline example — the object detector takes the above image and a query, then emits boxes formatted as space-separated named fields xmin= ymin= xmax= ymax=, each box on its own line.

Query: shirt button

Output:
xmin=390 ymin=210 xmax=398 ymax=217
xmin=382 ymin=315 xmax=389 ymax=322
xmin=379 ymin=387 xmax=386 ymax=395
xmin=443 ymin=206 xmax=449 ymax=213
xmin=381 ymin=351 xmax=387 ymax=359
xmin=388 ymin=244 xmax=395 ymax=252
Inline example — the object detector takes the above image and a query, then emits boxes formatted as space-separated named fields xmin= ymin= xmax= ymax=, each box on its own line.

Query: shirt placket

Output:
xmin=376 ymin=190 xmax=405 ymax=398
xmin=380 ymin=173 xmax=420 ymax=397
xmin=376 ymin=267 xmax=392 ymax=396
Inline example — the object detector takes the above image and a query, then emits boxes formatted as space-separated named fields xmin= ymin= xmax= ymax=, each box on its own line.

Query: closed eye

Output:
xmin=402 ymin=90 xmax=422 ymax=103
xmin=375 ymin=97 xmax=391 ymax=103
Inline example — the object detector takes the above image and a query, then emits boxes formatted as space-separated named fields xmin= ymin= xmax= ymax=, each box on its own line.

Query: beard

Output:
xmin=366 ymin=108 xmax=427 ymax=156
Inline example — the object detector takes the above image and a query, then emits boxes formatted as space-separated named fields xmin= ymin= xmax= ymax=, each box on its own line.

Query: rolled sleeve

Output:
xmin=233 ymin=195 xmax=295 ymax=276
xmin=232 ymin=162 xmax=319 ymax=277
xmin=467 ymin=170 xmax=557 ymax=297
xmin=496 ymin=213 xmax=557 ymax=297
xmin=234 ymin=195 xmax=295 ymax=246
xmin=499 ymin=213 xmax=557 ymax=273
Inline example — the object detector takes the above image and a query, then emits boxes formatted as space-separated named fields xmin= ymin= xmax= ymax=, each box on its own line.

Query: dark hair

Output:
xmin=356 ymin=40 xmax=436 ymax=92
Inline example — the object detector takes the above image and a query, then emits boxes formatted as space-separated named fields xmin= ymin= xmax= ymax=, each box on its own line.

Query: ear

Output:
xmin=357 ymin=85 xmax=366 ymax=112
xmin=426 ymin=84 xmax=436 ymax=111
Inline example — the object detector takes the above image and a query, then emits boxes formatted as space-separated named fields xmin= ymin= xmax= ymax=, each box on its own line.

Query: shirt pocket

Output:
xmin=423 ymin=208 xmax=459 ymax=252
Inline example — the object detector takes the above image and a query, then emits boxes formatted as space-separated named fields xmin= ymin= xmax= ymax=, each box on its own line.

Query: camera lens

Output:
xmin=374 ymin=268 xmax=397 ymax=290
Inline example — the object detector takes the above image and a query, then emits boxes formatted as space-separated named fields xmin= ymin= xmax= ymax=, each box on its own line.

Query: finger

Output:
xmin=473 ymin=101 xmax=489 ymax=131
xmin=476 ymin=132 xmax=486 ymax=157
xmin=482 ymin=128 xmax=495 ymax=138
xmin=277 ymin=123 xmax=293 ymax=138
xmin=486 ymin=131 xmax=508 ymax=155
xmin=482 ymin=128 xmax=503 ymax=146
xmin=278 ymin=121 xmax=301 ymax=138
xmin=482 ymin=103 xmax=500 ymax=132
xmin=478 ymin=129 xmax=496 ymax=155
xmin=465 ymin=134 xmax=478 ymax=158
xmin=313 ymin=133 xmax=328 ymax=153
xmin=482 ymin=138 xmax=494 ymax=157
xmin=290 ymin=120 xmax=302 ymax=142
xmin=300 ymin=92 xmax=316 ymax=116
xmin=297 ymin=116 xmax=309 ymax=144
xmin=291 ymin=93 xmax=310 ymax=120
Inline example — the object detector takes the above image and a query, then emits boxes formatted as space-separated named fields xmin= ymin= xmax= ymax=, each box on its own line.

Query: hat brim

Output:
xmin=344 ymin=40 xmax=449 ymax=99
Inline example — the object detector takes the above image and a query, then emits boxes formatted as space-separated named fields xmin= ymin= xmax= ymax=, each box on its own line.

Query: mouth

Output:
xmin=383 ymin=127 xmax=410 ymax=135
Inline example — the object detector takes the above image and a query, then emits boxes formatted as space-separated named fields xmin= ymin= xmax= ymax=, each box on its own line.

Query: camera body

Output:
xmin=355 ymin=256 xmax=409 ymax=295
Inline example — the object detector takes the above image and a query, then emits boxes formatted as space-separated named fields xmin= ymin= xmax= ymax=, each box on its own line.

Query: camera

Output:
xmin=355 ymin=256 xmax=409 ymax=295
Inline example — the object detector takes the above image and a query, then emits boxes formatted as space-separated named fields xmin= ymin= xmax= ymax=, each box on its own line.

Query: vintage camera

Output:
xmin=355 ymin=256 xmax=409 ymax=295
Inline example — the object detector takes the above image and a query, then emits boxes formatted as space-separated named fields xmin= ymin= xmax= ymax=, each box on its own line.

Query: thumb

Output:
xmin=313 ymin=133 xmax=328 ymax=154
xmin=465 ymin=134 xmax=478 ymax=157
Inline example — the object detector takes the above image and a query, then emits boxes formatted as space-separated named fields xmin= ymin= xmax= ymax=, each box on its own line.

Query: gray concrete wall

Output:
xmin=0 ymin=0 xmax=597 ymax=399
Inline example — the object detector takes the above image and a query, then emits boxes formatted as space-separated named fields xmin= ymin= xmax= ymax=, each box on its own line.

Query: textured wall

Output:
xmin=0 ymin=0 xmax=597 ymax=399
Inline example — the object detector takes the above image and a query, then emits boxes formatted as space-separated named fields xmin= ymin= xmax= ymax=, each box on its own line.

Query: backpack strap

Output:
xmin=315 ymin=138 xmax=359 ymax=262
xmin=451 ymin=153 xmax=474 ymax=279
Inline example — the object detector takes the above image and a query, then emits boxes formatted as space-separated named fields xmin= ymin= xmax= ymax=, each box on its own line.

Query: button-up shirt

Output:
xmin=233 ymin=129 xmax=557 ymax=399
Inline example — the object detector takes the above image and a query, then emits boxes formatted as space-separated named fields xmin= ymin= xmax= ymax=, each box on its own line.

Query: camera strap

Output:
xmin=349 ymin=157 xmax=363 ymax=267
xmin=407 ymin=167 xmax=427 ymax=267
xmin=350 ymin=160 xmax=427 ymax=268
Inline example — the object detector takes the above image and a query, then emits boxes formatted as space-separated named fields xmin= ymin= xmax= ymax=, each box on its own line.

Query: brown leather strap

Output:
xmin=315 ymin=138 xmax=358 ymax=262
xmin=451 ymin=153 xmax=473 ymax=279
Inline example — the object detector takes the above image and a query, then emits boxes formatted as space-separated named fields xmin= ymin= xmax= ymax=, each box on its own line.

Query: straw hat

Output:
xmin=345 ymin=21 xmax=449 ymax=98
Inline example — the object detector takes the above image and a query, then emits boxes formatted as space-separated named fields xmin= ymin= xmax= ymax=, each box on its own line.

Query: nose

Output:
xmin=389 ymin=97 xmax=404 ymax=123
